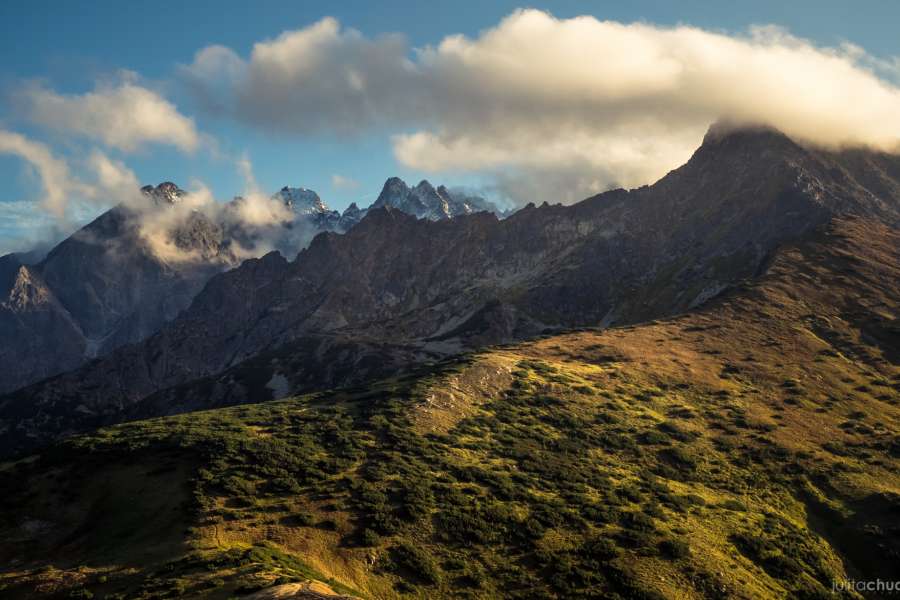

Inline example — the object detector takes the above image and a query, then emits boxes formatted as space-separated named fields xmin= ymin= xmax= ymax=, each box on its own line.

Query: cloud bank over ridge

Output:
xmin=183 ymin=9 xmax=900 ymax=202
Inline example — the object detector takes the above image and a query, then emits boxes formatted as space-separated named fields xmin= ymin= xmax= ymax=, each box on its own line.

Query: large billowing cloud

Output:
xmin=182 ymin=18 xmax=415 ymax=135
xmin=16 ymin=75 xmax=199 ymax=153
xmin=183 ymin=9 xmax=900 ymax=202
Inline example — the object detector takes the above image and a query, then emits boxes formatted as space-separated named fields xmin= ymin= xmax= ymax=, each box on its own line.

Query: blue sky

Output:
xmin=2 ymin=0 xmax=900 ymax=254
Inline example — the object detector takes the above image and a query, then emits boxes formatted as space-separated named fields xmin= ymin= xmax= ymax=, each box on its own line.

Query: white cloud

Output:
xmin=0 ymin=129 xmax=147 ymax=220
xmin=180 ymin=45 xmax=247 ymax=115
xmin=0 ymin=129 xmax=310 ymax=263
xmin=17 ymin=75 xmax=199 ymax=153
xmin=183 ymin=10 xmax=900 ymax=202
xmin=229 ymin=189 xmax=293 ymax=229
xmin=131 ymin=155 xmax=297 ymax=264
xmin=331 ymin=173 xmax=360 ymax=190
xmin=131 ymin=184 xmax=217 ymax=263
xmin=86 ymin=151 xmax=142 ymax=202
xmin=181 ymin=17 xmax=416 ymax=135
xmin=0 ymin=129 xmax=82 ymax=217
xmin=231 ymin=154 xmax=293 ymax=227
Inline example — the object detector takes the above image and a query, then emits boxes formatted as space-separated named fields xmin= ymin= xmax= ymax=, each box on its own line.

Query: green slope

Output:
xmin=0 ymin=218 xmax=898 ymax=600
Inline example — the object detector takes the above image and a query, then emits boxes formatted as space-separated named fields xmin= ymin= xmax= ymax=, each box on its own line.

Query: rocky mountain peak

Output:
xmin=276 ymin=187 xmax=329 ymax=215
xmin=372 ymin=176 xmax=496 ymax=220
xmin=373 ymin=178 xmax=410 ymax=209
xmin=141 ymin=181 xmax=186 ymax=205
xmin=681 ymin=123 xmax=900 ymax=224
xmin=379 ymin=176 xmax=409 ymax=195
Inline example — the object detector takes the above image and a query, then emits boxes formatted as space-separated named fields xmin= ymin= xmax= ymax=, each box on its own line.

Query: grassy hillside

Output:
xmin=0 ymin=217 xmax=898 ymax=600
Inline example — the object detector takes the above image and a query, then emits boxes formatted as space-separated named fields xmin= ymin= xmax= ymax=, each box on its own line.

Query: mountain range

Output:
xmin=0 ymin=124 xmax=898 ymax=599
xmin=1 ymin=125 xmax=898 ymax=457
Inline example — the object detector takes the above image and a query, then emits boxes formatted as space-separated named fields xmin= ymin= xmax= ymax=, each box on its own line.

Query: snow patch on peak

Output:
xmin=373 ymin=177 xmax=501 ymax=221
xmin=141 ymin=182 xmax=186 ymax=206
xmin=275 ymin=186 xmax=329 ymax=215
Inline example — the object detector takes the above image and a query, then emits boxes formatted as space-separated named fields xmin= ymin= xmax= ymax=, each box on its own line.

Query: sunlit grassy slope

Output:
xmin=0 ymin=217 xmax=898 ymax=599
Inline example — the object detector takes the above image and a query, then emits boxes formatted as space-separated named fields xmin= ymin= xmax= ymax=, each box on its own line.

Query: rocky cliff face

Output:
xmin=3 ymin=126 xmax=898 ymax=454
xmin=38 ymin=202 xmax=228 ymax=350
xmin=140 ymin=181 xmax=185 ymax=205
xmin=0 ymin=185 xmax=238 ymax=395
xmin=0 ymin=262 xmax=85 ymax=394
